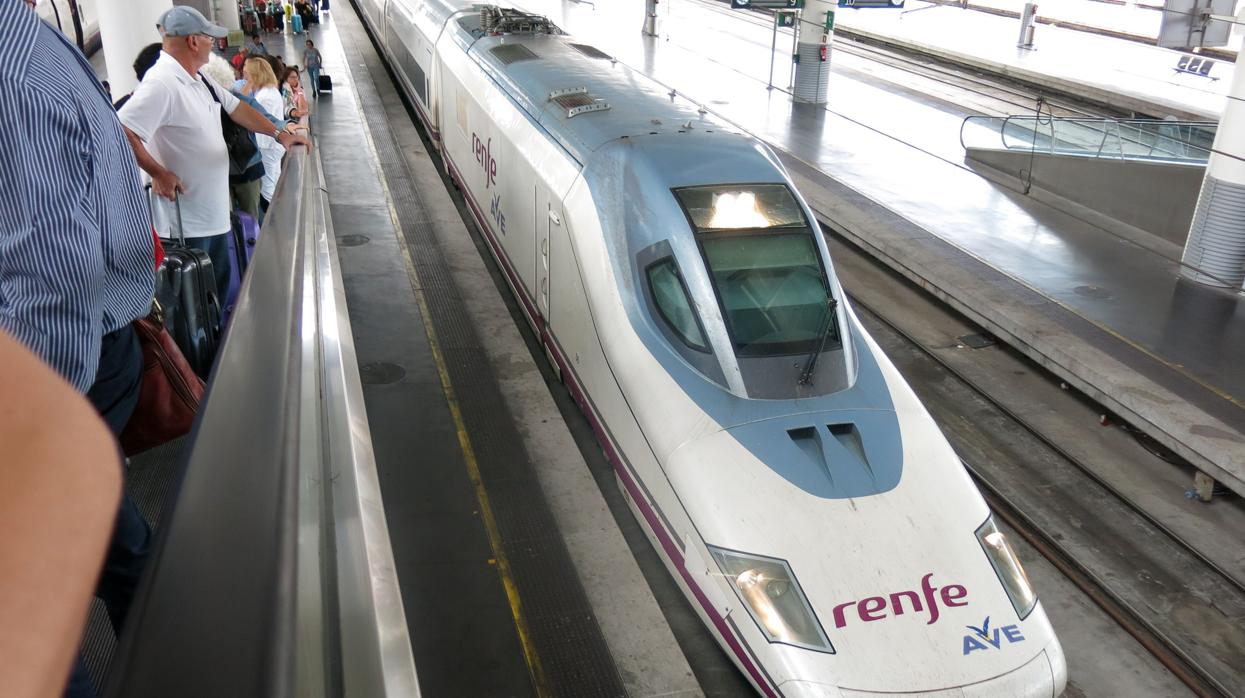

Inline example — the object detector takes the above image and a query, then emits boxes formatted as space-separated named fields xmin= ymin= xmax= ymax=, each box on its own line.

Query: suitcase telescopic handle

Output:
xmin=145 ymin=183 xmax=186 ymax=246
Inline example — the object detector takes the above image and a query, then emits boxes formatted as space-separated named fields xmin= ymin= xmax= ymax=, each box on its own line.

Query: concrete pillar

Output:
xmin=98 ymin=0 xmax=172 ymax=96
xmin=643 ymin=0 xmax=659 ymax=36
xmin=1182 ymin=13 xmax=1245 ymax=289
xmin=792 ymin=0 xmax=834 ymax=104
xmin=174 ymin=0 xmax=240 ymax=31
xmin=209 ymin=0 xmax=241 ymax=32
xmin=1017 ymin=2 xmax=1037 ymax=49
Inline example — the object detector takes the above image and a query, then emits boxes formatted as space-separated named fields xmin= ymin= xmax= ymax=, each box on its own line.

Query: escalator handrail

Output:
xmin=104 ymin=143 xmax=419 ymax=697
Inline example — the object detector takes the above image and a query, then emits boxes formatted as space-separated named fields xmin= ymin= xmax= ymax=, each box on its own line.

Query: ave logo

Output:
xmin=490 ymin=192 xmax=507 ymax=235
xmin=962 ymin=616 xmax=1025 ymax=655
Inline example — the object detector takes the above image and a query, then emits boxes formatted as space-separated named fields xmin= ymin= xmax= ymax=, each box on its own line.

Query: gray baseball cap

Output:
xmin=157 ymin=6 xmax=229 ymax=38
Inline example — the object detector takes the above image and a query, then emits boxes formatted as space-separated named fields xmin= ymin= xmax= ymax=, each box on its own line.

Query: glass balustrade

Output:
xmin=960 ymin=115 xmax=1214 ymax=165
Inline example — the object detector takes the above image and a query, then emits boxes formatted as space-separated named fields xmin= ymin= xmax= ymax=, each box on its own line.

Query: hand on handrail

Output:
xmin=277 ymin=127 xmax=313 ymax=153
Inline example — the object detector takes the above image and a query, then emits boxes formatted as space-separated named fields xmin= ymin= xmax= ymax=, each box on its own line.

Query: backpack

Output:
xmin=200 ymin=76 xmax=258 ymax=177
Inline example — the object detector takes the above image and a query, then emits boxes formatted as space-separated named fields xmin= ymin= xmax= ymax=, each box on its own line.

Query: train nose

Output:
xmin=830 ymin=644 xmax=1064 ymax=697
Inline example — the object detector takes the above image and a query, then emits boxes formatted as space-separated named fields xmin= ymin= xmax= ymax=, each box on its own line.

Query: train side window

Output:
xmin=646 ymin=258 xmax=709 ymax=352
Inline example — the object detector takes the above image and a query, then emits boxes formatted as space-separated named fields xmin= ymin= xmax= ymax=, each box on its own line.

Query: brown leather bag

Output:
xmin=120 ymin=301 xmax=206 ymax=456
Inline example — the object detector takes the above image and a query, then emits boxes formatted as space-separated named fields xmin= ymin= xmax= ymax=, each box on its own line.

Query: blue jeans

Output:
xmin=65 ymin=326 xmax=153 ymax=698
xmin=185 ymin=232 xmax=233 ymax=305
xmin=308 ymin=67 xmax=321 ymax=95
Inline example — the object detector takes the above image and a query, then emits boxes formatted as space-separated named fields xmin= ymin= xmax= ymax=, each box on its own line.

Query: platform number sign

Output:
xmin=731 ymin=0 xmax=802 ymax=9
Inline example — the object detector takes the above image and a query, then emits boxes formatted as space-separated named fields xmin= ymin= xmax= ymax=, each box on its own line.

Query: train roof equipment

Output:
xmin=449 ymin=6 xmax=740 ymax=165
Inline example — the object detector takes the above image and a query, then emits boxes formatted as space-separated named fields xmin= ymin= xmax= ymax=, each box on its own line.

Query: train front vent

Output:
xmin=549 ymin=87 xmax=611 ymax=118
xmin=569 ymin=43 xmax=612 ymax=60
xmin=490 ymin=44 xmax=539 ymax=65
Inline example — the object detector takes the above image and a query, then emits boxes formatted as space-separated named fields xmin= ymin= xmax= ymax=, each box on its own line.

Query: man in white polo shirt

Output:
xmin=119 ymin=6 xmax=310 ymax=299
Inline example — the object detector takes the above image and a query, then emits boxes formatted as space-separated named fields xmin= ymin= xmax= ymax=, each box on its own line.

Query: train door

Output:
xmin=535 ymin=185 xmax=561 ymax=370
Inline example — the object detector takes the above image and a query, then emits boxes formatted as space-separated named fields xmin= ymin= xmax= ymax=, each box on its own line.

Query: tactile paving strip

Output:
xmin=337 ymin=10 xmax=628 ymax=697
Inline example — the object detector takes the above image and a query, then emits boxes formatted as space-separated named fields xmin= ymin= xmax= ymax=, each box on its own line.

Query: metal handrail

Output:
xmin=104 ymin=144 xmax=419 ymax=697
xmin=960 ymin=115 xmax=1215 ymax=164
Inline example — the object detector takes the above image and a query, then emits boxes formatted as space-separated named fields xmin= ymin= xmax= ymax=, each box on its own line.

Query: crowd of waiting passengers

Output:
xmin=0 ymin=2 xmax=327 ymax=696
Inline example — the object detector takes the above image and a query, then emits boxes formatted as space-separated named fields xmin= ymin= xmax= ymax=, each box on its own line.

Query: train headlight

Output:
xmin=708 ymin=546 xmax=833 ymax=652
xmin=975 ymin=516 xmax=1038 ymax=619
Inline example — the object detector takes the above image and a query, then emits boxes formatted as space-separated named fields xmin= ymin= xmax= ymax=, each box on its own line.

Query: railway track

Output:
xmin=828 ymin=227 xmax=1245 ymax=698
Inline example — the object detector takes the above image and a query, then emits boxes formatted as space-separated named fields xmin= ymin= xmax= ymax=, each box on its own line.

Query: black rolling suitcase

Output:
xmin=317 ymin=73 xmax=332 ymax=94
xmin=241 ymin=9 xmax=259 ymax=35
xmin=150 ymin=188 xmax=222 ymax=378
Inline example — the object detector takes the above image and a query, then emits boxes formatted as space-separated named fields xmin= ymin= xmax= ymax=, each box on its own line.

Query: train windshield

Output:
xmin=675 ymin=185 xmax=838 ymax=358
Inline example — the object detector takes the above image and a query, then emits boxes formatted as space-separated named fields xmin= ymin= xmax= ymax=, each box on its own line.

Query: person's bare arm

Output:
xmin=122 ymin=126 xmax=183 ymax=200
xmin=228 ymin=101 xmax=313 ymax=152
xmin=0 ymin=331 xmax=121 ymax=698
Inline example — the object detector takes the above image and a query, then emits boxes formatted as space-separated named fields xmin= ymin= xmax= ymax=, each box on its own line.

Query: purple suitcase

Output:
xmin=222 ymin=211 xmax=260 ymax=326
xmin=235 ymin=210 xmax=260 ymax=264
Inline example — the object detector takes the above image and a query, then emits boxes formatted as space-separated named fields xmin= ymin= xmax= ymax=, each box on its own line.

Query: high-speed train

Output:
xmin=355 ymin=0 xmax=1068 ymax=694
xmin=34 ymin=0 xmax=99 ymax=54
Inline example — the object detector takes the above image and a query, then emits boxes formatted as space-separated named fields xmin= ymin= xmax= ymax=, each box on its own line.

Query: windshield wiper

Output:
xmin=798 ymin=296 xmax=839 ymax=386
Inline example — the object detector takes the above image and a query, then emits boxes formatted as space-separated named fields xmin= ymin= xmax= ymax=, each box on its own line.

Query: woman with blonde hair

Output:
xmin=203 ymin=53 xmax=298 ymax=220
xmin=242 ymin=57 xmax=286 ymax=212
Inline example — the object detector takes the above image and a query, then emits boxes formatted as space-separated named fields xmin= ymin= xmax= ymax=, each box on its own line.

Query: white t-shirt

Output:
xmin=119 ymin=52 xmax=240 ymax=239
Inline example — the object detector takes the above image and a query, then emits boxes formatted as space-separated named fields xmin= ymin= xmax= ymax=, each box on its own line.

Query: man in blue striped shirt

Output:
xmin=0 ymin=1 xmax=157 ymax=695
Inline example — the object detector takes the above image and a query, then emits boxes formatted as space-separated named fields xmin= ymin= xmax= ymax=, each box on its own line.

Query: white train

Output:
xmin=354 ymin=0 xmax=1068 ymax=694
xmin=34 ymin=0 xmax=99 ymax=54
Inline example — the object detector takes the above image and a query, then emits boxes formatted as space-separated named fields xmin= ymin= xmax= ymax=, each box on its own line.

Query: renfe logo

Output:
xmin=831 ymin=573 xmax=968 ymax=628
xmin=471 ymin=132 xmax=498 ymax=189
xmin=962 ymin=616 xmax=1025 ymax=655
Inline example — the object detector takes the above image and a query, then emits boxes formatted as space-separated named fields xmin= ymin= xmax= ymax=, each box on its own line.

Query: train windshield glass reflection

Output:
xmin=674 ymin=185 xmax=836 ymax=358
xmin=677 ymin=184 xmax=804 ymax=230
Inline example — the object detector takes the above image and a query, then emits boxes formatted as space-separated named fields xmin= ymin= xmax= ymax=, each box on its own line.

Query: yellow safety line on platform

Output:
xmin=403 ymin=256 xmax=552 ymax=698
xmin=344 ymin=44 xmax=551 ymax=698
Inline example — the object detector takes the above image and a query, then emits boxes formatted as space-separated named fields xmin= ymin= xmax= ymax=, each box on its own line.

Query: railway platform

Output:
xmin=269 ymin=12 xmax=703 ymax=698
xmin=830 ymin=0 xmax=1229 ymax=121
